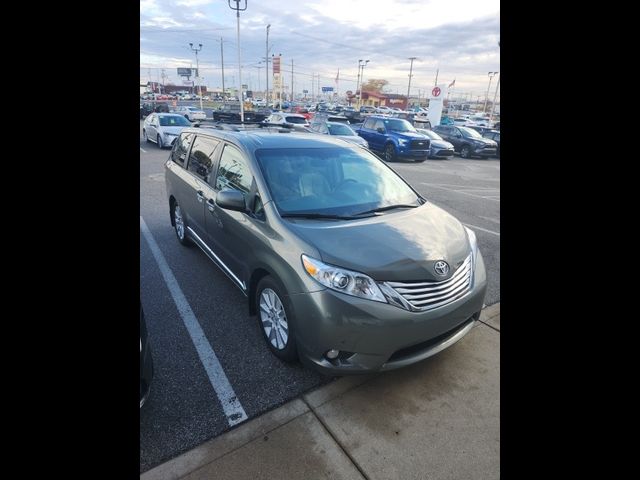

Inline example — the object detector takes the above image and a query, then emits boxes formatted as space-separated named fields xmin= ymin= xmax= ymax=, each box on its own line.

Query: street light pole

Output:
xmin=407 ymin=57 xmax=416 ymax=102
xmin=189 ymin=43 xmax=204 ymax=110
xmin=355 ymin=60 xmax=362 ymax=110
xmin=484 ymin=72 xmax=497 ymax=113
xmin=359 ymin=60 xmax=369 ymax=109
xmin=219 ymin=37 xmax=225 ymax=99
xmin=228 ymin=0 xmax=247 ymax=122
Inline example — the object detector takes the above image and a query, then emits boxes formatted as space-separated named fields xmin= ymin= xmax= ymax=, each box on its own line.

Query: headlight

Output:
xmin=397 ymin=139 xmax=408 ymax=146
xmin=164 ymin=132 xmax=177 ymax=137
xmin=464 ymin=226 xmax=478 ymax=261
xmin=301 ymin=255 xmax=387 ymax=303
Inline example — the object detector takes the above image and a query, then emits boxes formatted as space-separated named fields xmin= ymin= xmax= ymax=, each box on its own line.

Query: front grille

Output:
xmin=386 ymin=254 xmax=472 ymax=311
xmin=410 ymin=139 xmax=430 ymax=150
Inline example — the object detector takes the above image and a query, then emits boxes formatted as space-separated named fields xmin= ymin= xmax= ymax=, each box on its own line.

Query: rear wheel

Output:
xmin=143 ymin=129 xmax=150 ymax=143
xmin=384 ymin=143 xmax=397 ymax=162
xmin=172 ymin=202 xmax=192 ymax=246
xmin=460 ymin=145 xmax=471 ymax=158
xmin=256 ymin=276 xmax=298 ymax=362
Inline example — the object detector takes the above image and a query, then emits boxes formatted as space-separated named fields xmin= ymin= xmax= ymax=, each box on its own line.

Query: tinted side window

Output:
xmin=187 ymin=136 xmax=219 ymax=181
xmin=373 ymin=119 xmax=386 ymax=131
xmin=215 ymin=144 xmax=253 ymax=193
xmin=363 ymin=118 xmax=375 ymax=129
xmin=171 ymin=132 xmax=193 ymax=167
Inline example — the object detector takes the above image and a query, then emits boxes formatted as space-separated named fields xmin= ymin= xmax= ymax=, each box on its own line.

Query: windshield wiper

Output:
xmin=352 ymin=204 xmax=419 ymax=216
xmin=280 ymin=212 xmax=366 ymax=220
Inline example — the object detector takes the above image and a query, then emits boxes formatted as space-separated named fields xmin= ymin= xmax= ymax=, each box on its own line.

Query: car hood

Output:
xmin=159 ymin=126 xmax=187 ymax=135
xmin=393 ymin=131 xmax=429 ymax=141
xmin=337 ymin=135 xmax=367 ymax=146
xmin=287 ymin=203 xmax=471 ymax=282
xmin=467 ymin=136 xmax=496 ymax=146
xmin=430 ymin=140 xmax=454 ymax=149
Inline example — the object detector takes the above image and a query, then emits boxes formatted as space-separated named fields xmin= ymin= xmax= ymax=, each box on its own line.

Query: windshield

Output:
xmin=285 ymin=116 xmax=308 ymax=124
xmin=383 ymin=118 xmax=416 ymax=132
xmin=459 ymin=127 xmax=483 ymax=138
xmin=419 ymin=130 xmax=443 ymax=141
xmin=255 ymin=147 xmax=420 ymax=216
xmin=159 ymin=116 xmax=191 ymax=126
xmin=328 ymin=124 xmax=356 ymax=136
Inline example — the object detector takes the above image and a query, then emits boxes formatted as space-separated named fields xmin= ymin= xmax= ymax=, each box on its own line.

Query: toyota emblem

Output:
xmin=434 ymin=261 xmax=449 ymax=276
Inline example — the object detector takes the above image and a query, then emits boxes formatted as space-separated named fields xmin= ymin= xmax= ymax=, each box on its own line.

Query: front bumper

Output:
xmin=397 ymin=146 xmax=429 ymax=159
xmin=430 ymin=147 xmax=455 ymax=158
xmin=290 ymin=251 xmax=487 ymax=375
xmin=472 ymin=146 xmax=497 ymax=157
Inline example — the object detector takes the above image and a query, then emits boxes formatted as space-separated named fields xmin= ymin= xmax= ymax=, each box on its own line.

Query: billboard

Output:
xmin=177 ymin=68 xmax=198 ymax=77
xmin=427 ymin=84 xmax=447 ymax=126
xmin=273 ymin=56 xmax=281 ymax=74
xmin=322 ymin=86 xmax=334 ymax=92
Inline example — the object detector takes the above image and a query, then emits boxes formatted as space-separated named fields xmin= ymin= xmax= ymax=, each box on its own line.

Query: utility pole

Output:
xmin=279 ymin=54 xmax=283 ymax=107
xmin=228 ymin=0 xmax=247 ymax=121
xmin=265 ymin=24 xmax=270 ymax=106
xmin=359 ymin=60 xmax=369 ymax=109
xmin=355 ymin=60 xmax=362 ymax=109
xmin=490 ymin=73 xmax=500 ymax=122
xmin=312 ymin=73 xmax=315 ymax=103
xmin=189 ymin=43 xmax=204 ymax=110
xmin=434 ymin=68 xmax=439 ymax=87
xmin=407 ymin=57 xmax=416 ymax=101
xmin=484 ymin=72 xmax=498 ymax=113
xmin=291 ymin=59 xmax=294 ymax=102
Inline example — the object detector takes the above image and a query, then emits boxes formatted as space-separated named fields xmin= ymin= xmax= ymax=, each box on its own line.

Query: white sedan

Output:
xmin=142 ymin=113 xmax=192 ymax=149
xmin=175 ymin=106 xmax=207 ymax=122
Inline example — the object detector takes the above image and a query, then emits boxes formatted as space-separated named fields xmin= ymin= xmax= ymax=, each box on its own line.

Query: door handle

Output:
xmin=206 ymin=198 xmax=216 ymax=212
xmin=196 ymin=190 xmax=204 ymax=203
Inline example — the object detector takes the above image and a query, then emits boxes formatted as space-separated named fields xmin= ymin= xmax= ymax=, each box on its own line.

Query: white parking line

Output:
xmin=140 ymin=147 xmax=147 ymax=153
xmin=420 ymin=182 xmax=500 ymax=202
xmin=140 ymin=216 xmax=248 ymax=426
xmin=463 ymin=223 xmax=500 ymax=236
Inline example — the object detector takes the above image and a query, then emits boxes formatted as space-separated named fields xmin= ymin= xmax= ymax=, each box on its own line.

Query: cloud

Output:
xmin=140 ymin=0 xmax=500 ymax=95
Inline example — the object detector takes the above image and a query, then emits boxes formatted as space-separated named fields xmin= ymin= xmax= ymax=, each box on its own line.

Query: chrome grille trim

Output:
xmin=382 ymin=254 xmax=473 ymax=311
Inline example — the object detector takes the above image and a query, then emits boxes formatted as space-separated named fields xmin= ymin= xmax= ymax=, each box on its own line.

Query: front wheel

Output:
xmin=157 ymin=134 xmax=164 ymax=149
xmin=384 ymin=143 xmax=397 ymax=162
xmin=460 ymin=145 xmax=471 ymax=158
xmin=256 ymin=276 xmax=298 ymax=362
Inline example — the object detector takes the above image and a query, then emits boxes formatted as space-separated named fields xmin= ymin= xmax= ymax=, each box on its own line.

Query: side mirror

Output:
xmin=216 ymin=189 xmax=246 ymax=212
xmin=376 ymin=127 xmax=385 ymax=133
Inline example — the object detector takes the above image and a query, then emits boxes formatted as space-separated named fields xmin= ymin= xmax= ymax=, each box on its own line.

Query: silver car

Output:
xmin=309 ymin=121 xmax=369 ymax=148
xmin=175 ymin=106 xmax=207 ymax=122
xmin=143 ymin=113 xmax=192 ymax=149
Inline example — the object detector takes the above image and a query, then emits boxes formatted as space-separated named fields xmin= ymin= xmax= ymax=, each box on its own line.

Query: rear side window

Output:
xmin=215 ymin=144 xmax=253 ymax=193
xmin=363 ymin=118 xmax=375 ymax=129
xmin=171 ymin=132 xmax=193 ymax=167
xmin=187 ymin=136 xmax=220 ymax=181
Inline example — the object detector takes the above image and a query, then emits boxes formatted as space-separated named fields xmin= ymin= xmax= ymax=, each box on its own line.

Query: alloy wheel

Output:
xmin=259 ymin=288 xmax=289 ymax=350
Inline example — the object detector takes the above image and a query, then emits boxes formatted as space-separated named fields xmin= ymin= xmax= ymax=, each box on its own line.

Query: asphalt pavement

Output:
xmin=139 ymin=122 xmax=500 ymax=473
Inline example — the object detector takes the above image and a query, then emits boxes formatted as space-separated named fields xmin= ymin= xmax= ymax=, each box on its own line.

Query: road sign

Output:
xmin=322 ymin=86 xmax=334 ymax=92
xmin=432 ymin=86 xmax=441 ymax=97
xmin=273 ymin=56 xmax=281 ymax=74
xmin=177 ymin=68 xmax=192 ymax=76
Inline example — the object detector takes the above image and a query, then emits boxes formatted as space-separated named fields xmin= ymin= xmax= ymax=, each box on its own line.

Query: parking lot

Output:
xmin=139 ymin=120 xmax=500 ymax=473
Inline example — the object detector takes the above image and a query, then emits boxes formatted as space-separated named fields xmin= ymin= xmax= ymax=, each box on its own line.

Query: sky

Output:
xmin=140 ymin=0 xmax=500 ymax=100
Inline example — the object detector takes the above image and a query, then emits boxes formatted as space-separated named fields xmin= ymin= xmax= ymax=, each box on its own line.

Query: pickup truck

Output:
xmin=212 ymin=103 xmax=268 ymax=123
xmin=353 ymin=115 xmax=431 ymax=162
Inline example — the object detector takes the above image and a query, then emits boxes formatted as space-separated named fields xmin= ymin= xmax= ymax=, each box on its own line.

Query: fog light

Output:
xmin=325 ymin=349 xmax=340 ymax=360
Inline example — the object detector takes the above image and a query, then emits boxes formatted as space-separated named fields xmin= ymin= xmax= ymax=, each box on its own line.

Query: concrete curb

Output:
xmin=142 ymin=303 xmax=500 ymax=479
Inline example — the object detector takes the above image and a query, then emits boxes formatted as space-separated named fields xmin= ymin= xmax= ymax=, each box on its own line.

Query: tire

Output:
xmin=460 ymin=145 xmax=471 ymax=158
xmin=172 ymin=201 xmax=192 ymax=246
xmin=157 ymin=134 xmax=164 ymax=149
xmin=384 ymin=143 xmax=397 ymax=162
xmin=256 ymin=276 xmax=298 ymax=362
xmin=143 ymin=129 xmax=150 ymax=143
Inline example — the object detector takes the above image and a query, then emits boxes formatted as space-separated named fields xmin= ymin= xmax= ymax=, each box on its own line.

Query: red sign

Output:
xmin=273 ymin=56 xmax=281 ymax=74
xmin=432 ymin=86 xmax=441 ymax=97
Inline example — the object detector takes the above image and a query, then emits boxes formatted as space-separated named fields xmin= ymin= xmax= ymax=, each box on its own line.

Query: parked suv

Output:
xmin=432 ymin=125 xmax=497 ymax=159
xmin=354 ymin=116 xmax=430 ymax=162
xmin=164 ymin=127 xmax=486 ymax=374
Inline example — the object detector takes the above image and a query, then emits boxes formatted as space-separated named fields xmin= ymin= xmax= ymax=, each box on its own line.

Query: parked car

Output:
xmin=432 ymin=125 xmax=498 ymax=159
xmin=140 ymin=102 xmax=154 ymax=119
xmin=353 ymin=115 xmax=430 ymax=162
xmin=140 ymin=302 xmax=153 ymax=408
xmin=308 ymin=120 xmax=369 ymax=148
xmin=143 ymin=113 xmax=193 ymax=149
xmin=493 ymin=121 xmax=500 ymax=130
xmin=415 ymin=128 xmax=456 ymax=159
xmin=466 ymin=125 xmax=495 ymax=136
xmin=175 ymin=105 xmax=207 ymax=122
xmin=359 ymin=105 xmax=376 ymax=114
xmin=213 ymin=102 xmax=268 ymax=123
xmin=311 ymin=113 xmax=350 ymax=125
xmin=164 ymin=128 xmax=487 ymax=374
xmin=439 ymin=116 xmax=455 ymax=126
xmin=465 ymin=114 xmax=492 ymax=127
xmin=265 ymin=112 xmax=310 ymax=128
xmin=290 ymin=106 xmax=313 ymax=120
xmin=482 ymin=130 xmax=500 ymax=157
